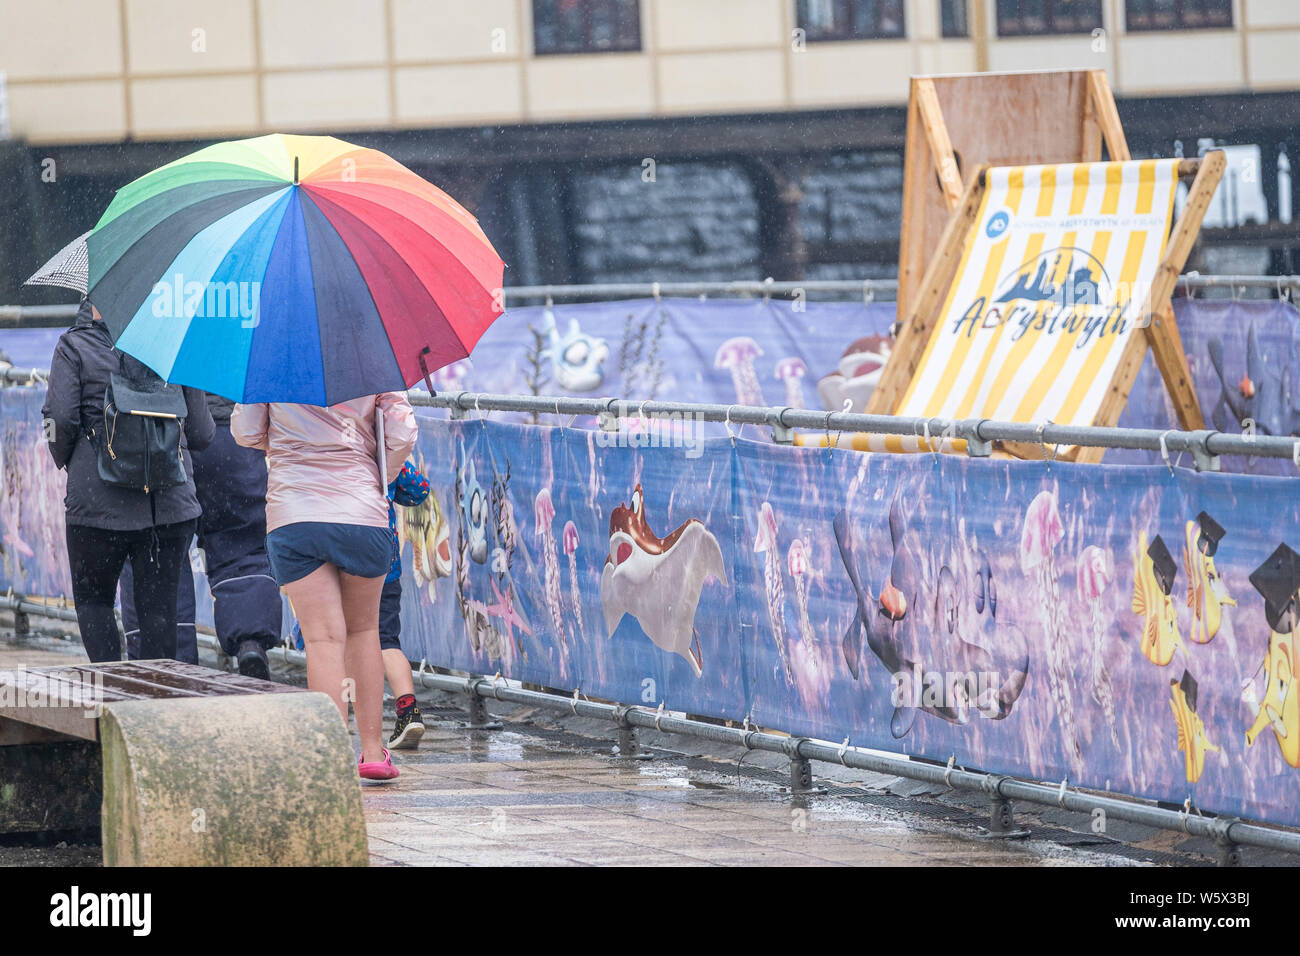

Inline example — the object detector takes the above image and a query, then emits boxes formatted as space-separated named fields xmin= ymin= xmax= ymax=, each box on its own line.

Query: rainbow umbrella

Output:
xmin=86 ymin=133 xmax=503 ymax=405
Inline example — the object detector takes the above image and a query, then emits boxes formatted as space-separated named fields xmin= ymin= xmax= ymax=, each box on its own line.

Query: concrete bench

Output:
xmin=0 ymin=659 xmax=368 ymax=866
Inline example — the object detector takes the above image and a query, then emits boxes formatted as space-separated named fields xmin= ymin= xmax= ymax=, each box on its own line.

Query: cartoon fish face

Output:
xmin=458 ymin=451 xmax=488 ymax=565
xmin=542 ymin=309 xmax=609 ymax=393
xmin=403 ymin=486 xmax=452 ymax=587
xmin=973 ymin=551 xmax=997 ymax=618
xmin=600 ymin=484 xmax=727 ymax=676
xmin=606 ymin=485 xmax=699 ymax=566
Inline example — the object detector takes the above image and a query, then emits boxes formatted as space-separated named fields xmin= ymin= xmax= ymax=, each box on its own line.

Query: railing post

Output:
xmin=783 ymin=737 xmax=824 ymax=794
xmin=978 ymin=775 xmax=1029 ymax=838
xmin=463 ymin=678 xmax=503 ymax=730
xmin=612 ymin=704 xmax=651 ymax=759
xmin=1209 ymin=817 xmax=1243 ymax=866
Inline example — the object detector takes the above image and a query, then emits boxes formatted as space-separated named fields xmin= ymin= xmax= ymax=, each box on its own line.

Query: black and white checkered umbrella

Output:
xmin=24 ymin=230 xmax=90 ymax=295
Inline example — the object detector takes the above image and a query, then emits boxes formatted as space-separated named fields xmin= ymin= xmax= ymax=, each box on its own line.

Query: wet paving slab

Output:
xmin=3 ymin=622 xmax=1291 ymax=867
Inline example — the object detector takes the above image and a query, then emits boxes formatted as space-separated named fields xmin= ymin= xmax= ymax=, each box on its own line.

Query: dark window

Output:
xmin=941 ymin=0 xmax=970 ymax=37
xmin=1126 ymin=0 xmax=1232 ymax=31
xmin=796 ymin=0 xmax=907 ymax=41
xmin=533 ymin=0 xmax=641 ymax=55
xmin=996 ymin=0 xmax=1103 ymax=36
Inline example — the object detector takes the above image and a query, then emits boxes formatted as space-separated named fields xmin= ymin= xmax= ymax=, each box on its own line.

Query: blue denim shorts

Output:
xmin=265 ymin=521 xmax=396 ymax=586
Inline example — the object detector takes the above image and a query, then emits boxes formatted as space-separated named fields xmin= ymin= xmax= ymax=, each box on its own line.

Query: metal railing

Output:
xmin=414 ymin=390 xmax=1300 ymax=471
xmin=3 ymin=272 xmax=1299 ymax=326
xmin=3 ymin=365 xmax=1295 ymax=468
xmin=2 ymin=587 xmax=1295 ymax=863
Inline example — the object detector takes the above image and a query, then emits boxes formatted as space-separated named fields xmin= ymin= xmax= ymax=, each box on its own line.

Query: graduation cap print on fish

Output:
xmin=1132 ymin=530 xmax=1182 ymax=666
xmin=1244 ymin=543 xmax=1300 ymax=767
xmin=1184 ymin=511 xmax=1236 ymax=645
xmin=1169 ymin=669 xmax=1220 ymax=783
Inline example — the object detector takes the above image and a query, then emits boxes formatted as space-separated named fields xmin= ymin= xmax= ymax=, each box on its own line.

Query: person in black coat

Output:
xmin=41 ymin=298 xmax=214 ymax=662
xmin=119 ymin=393 xmax=283 ymax=676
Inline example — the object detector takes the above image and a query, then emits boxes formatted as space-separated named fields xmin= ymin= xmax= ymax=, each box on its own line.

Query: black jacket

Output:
xmin=41 ymin=301 xmax=215 ymax=531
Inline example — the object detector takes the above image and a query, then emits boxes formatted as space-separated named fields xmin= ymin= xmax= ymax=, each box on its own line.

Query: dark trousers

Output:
xmin=121 ymin=551 xmax=198 ymax=663
xmin=66 ymin=522 xmax=192 ymax=663
xmin=117 ymin=425 xmax=282 ymax=657
xmin=192 ymin=424 xmax=282 ymax=655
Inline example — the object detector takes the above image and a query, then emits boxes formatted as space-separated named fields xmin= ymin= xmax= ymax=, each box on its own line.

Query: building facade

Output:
xmin=1 ymin=0 xmax=1297 ymax=299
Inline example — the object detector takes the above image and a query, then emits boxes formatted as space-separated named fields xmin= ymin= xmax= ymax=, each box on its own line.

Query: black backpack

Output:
xmin=95 ymin=351 xmax=189 ymax=494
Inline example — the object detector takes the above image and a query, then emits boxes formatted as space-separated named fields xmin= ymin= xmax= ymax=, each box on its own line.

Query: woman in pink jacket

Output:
xmin=232 ymin=392 xmax=417 ymax=781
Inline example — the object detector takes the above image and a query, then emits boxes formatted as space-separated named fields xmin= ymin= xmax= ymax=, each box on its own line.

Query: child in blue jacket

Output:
xmin=383 ymin=461 xmax=430 ymax=748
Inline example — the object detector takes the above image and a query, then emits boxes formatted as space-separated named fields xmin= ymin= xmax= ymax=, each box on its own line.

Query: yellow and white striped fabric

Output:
xmin=897 ymin=159 xmax=1180 ymax=428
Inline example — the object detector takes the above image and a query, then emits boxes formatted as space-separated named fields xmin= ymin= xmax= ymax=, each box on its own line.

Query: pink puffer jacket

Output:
xmin=231 ymin=392 xmax=418 ymax=533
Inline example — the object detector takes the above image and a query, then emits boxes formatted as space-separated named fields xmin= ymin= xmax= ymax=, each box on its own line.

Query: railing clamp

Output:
xmin=782 ymin=737 xmax=824 ymax=794
xmin=597 ymin=397 xmax=621 ymax=433
xmin=1189 ymin=429 xmax=1221 ymax=472
xmin=448 ymin=391 xmax=470 ymax=420
xmin=964 ymin=419 xmax=993 ymax=458
xmin=977 ymin=774 xmax=1028 ymax=838
xmin=1208 ymin=815 xmax=1243 ymax=867
xmin=771 ymin=407 xmax=795 ymax=445
xmin=612 ymin=704 xmax=650 ymax=760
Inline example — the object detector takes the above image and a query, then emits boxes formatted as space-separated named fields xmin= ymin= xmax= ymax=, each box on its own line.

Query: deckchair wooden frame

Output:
xmin=871 ymin=70 xmax=1220 ymax=462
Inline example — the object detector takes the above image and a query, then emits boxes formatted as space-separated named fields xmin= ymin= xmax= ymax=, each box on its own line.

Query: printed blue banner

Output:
xmin=2 ymin=305 xmax=1300 ymax=827
xmin=382 ymin=416 xmax=1300 ymax=828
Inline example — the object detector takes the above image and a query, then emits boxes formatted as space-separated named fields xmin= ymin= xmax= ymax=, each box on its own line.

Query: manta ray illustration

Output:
xmin=834 ymin=497 xmax=1029 ymax=738
xmin=600 ymin=484 xmax=727 ymax=676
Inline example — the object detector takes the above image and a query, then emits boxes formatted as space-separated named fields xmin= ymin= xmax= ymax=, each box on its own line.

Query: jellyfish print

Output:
xmin=534 ymin=488 xmax=566 ymax=646
xmin=1078 ymin=544 xmax=1119 ymax=748
xmin=755 ymin=501 xmax=793 ymax=683
xmin=787 ymin=538 xmax=817 ymax=673
xmin=1020 ymin=489 xmax=1082 ymax=769
xmin=774 ymin=358 xmax=808 ymax=409
xmin=563 ymin=520 xmax=585 ymax=643
xmin=715 ymin=337 xmax=765 ymax=407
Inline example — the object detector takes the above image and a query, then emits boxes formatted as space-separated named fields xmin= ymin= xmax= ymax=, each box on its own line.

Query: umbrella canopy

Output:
xmin=86 ymin=133 xmax=504 ymax=405
xmin=25 ymin=230 xmax=90 ymax=295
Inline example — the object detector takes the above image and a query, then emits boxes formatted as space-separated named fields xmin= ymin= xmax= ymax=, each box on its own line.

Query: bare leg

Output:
xmin=283 ymin=565 xmax=348 ymax=722
xmin=382 ymin=648 xmax=416 ymax=699
xmin=339 ymin=570 xmax=386 ymax=764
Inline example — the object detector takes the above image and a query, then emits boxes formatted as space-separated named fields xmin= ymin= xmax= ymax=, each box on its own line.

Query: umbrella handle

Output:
xmin=374 ymin=407 xmax=387 ymax=492
xmin=418 ymin=346 xmax=437 ymax=397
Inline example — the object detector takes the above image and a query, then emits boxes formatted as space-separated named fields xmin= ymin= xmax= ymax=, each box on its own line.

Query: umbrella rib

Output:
xmin=298 ymin=189 xmax=403 ymax=405
xmin=302 ymin=185 xmax=480 ymax=362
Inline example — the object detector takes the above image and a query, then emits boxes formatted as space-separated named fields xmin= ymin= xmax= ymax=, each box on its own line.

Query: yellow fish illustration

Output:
xmin=1132 ymin=530 xmax=1181 ymax=666
xmin=1183 ymin=513 xmax=1235 ymax=645
xmin=397 ymin=453 xmax=451 ymax=603
xmin=1245 ymin=628 xmax=1298 ymax=767
xmin=1169 ymin=671 xmax=1219 ymax=783
xmin=1245 ymin=543 xmax=1300 ymax=768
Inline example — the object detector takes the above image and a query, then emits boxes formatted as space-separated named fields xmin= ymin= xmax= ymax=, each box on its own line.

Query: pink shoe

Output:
xmin=359 ymin=748 xmax=399 ymax=781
